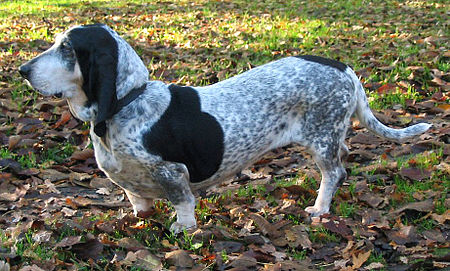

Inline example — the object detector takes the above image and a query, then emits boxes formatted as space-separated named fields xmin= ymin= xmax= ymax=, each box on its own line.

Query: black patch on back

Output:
xmin=143 ymin=85 xmax=224 ymax=183
xmin=296 ymin=55 xmax=347 ymax=72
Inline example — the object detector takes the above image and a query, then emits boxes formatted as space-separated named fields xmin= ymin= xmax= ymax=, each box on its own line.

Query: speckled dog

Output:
xmin=19 ymin=24 xmax=431 ymax=233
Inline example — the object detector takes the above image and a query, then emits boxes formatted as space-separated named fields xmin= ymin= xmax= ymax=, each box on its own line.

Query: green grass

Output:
xmin=309 ymin=226 xmax=340 ymax=244
xmin=0 ymin=142 xmax=74 ymax=170
xmin=433 ymin=247 xmax=450 ymax=257
xmin=0 ymin=147 xmax=37 ymax=169
xmin=336 ymin=202 xmax=356 ymax=218
xmin=40 ymin=142 xmax=75 ymax=166
xmin=367 ymin=251 xmax=387 ymax=265
xmin=368 ymin=86 xmax=421 ymax=110
xmin=289 ymin=248 xmax=307 ymax=261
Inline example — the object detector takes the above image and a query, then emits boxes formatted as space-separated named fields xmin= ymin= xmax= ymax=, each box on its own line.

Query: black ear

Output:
xmin=90 ymin=48 xmax=118 ymax=137
xmin=68 ymin=25 xmax=118 ymax=137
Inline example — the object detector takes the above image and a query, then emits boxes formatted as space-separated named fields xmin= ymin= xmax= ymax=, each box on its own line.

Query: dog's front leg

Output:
xmin=124 ymin=190 xmax=154 ymax=218
xmin=149 ymin=162 xmax=196 ymax=234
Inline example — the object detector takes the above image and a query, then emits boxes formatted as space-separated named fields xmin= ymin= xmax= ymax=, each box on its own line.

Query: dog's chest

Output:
xmin=92 ymin=135 xmax=165 ymax=199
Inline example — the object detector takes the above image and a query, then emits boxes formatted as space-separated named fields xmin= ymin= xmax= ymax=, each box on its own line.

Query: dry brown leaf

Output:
xmin=53 ymin=110 xmax=72 ymax=129
xmin=431 ymin=210 xmax=450 ymax=224
xmin=352 ymin=250 xmax=371 ymax=269
xmin=285 ymin=225 xmax=312 ymax=249
xmin=165 ymin=250 xmax=194 ymax=268
xmin=54 ymin=236 xmax=82 ymax=248
xmin=134 ymin=250 xmax=162 ymax=270
xmin=386 ymin=225 xmax=420 ymax=245
xmin=18 ymin=265 xmax=46 ymax=271
xmin=358 ymin=193 xmax=384 ymax=208
xmin=322 ymin=217 xmax=353 ymax=240
xmin=399 ymin=167 xmax=432 ymax=181
xmin=248 ymin=213 xmax=280 ymax=238
xmin=70 ymin=149 xmax=95 ymax=161
xmin=390 ymin=199 xmax=434 ymax=215
xmin=8 ymin=135 xmax=21 ymax=150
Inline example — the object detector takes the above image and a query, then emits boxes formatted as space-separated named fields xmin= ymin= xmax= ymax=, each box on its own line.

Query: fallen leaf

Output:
xmin=386 ymin=225 xmax=419 ymax=245
xmin=54 ymin=236 xmax=82 ymax=248
xmin=8 ymin=135 xmax=21 ymax=150
xmin=134 ymin=250 xmax=162 ymax=270
xmin=284 ymin=225 xmax=312 ymax=249
xmin=53 ymin=110 xmax=72 ymax=129
xmin=390 ymin=199 xmax=434 ymax=215
xmin=364 ymin=262 xmax=384 ymax=270
xmin=0 ymin=159 xmax=22 ymax=173
xmin=18 ymin=265 xmax=46 ymax=271
xmin=248 ymin=213 xmax=281 ymax=238
xmin=437 ymin=104 xmax=450 ymax=111
xmin=32 ymin=230 xmax=52 ymax=244
xmin=95 ymin=187 xmax=111 ymax=195
xmin=352 ymin=250 xmax=371 ymax=269
xmin=263 ymin=260 xmax=317 ymax=271
xmin=70 ymin=149 xmax=95 ymax=161
xmin=44 ymin=179 xmax=61 ymax=194
xmin=431 ymin=210 xmax=450 ymax=224
xmin=165 ymin=250 xmax=194 ymax=268
xmin=376 ymin=83 xmax=397 ymax=94
xmin=213 ymin=241 xmax=243 ymax=253
xmin=422 ymin=229 xmax=446 ymax=243
xmin=322 ymin=217 xmax=353 ymax=240
xmin=231 ymin=255 xmax=257 ymax=268
xmin=118 ymin=237 xmax=146 ymax=251
xmin=71 ymin=238 xmax=104 ymax=260
xmin=358 ymin=193 xmax=384 ymax=208
xmin=399 ymin=167 xmax=431 ymax=181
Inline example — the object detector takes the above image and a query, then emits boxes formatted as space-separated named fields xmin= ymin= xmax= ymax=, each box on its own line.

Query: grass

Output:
xmin=368 ymin=86 xmax=421 ymax=110
xmin=0 ymin=142 xmax=74 ymax=170
xmin=336 ymin=202 xmax=356 ymax=218
xmin=289 ymin=248 xmax=307 ymax=261
xmin=309 ymin=226 xmax=340 ymax=244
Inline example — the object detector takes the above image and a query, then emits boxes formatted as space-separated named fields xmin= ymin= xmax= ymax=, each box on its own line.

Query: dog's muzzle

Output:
xmin=19 ymin=64 xmax=31 ymax=80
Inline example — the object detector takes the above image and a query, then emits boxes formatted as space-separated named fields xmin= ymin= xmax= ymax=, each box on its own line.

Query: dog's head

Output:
xmin=19 ymin=24 xmax=148 ymax=137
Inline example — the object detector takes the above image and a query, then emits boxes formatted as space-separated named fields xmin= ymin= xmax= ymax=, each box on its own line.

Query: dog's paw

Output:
xmin=170 ymin=222 xmax=197 ymax=235
xmin=305 ymin=206 xmax=328 ymax=217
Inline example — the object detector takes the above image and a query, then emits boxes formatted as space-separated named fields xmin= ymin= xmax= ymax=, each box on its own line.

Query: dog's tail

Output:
xmin=345 ymin=67 xmax=431 ymax=142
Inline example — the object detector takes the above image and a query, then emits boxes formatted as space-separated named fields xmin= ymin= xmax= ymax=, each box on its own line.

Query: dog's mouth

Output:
xmin=33 ymin=88 xmax=63 ymax=98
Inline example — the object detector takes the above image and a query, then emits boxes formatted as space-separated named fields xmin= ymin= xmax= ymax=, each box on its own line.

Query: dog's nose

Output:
xmin=19 ymin=64 xmax=31 ymax=79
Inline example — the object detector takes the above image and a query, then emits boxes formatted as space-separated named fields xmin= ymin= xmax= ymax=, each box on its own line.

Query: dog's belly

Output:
xmin=190 ymin=112 xmax=300 ymax=191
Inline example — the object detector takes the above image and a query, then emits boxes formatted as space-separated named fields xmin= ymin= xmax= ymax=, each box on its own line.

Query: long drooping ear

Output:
xmin=90 ymin=47 xmax=118 ymax=137
xmin=68 ymin=25 xmax=118 ymax=137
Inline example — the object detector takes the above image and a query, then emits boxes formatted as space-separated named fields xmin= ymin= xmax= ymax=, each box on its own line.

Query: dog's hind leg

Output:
xmin=305 ymin=141 xmax=347 ymax=217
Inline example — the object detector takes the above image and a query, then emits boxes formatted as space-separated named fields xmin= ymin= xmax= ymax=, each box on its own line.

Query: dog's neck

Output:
xmin=113 ymin=83 xmax=147 ymax=115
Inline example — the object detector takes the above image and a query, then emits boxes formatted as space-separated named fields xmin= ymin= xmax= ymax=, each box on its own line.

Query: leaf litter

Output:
xmin=0 ymin=0 xmax=449 ymax=270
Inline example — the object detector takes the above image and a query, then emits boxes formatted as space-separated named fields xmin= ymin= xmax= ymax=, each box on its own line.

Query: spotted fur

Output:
xmin=20 ymin=24 xmax=431 ymax=233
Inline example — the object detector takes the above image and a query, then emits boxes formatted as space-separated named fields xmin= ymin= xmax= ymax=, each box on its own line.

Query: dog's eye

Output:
xmin=60 ymin=41 xmax=72 ymax=51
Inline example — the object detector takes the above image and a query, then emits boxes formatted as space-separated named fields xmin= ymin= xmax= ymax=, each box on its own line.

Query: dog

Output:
xmin=19 ymin=24 xmax=431 ymax=233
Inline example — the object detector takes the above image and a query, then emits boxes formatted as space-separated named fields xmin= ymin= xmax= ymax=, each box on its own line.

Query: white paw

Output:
xmin=305 ymin=206 xmax=329 ymax=217
xmin=170 ymin=222 xmax=197 ymax=234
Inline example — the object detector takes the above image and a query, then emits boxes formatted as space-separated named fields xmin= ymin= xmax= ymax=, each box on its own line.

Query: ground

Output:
xmin=0 ymin=0 xmax=449 ymax=270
